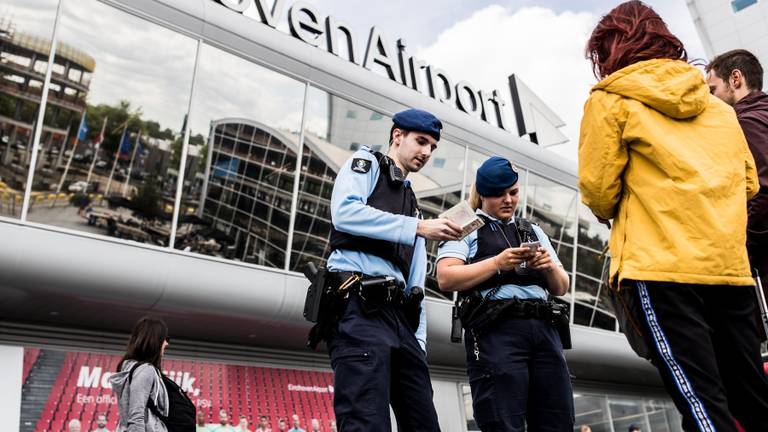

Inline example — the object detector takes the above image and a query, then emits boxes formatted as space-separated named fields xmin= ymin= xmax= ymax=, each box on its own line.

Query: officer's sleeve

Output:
xmin=436 ymin=231 xmax=475 ymax=262
xmin=533 ymin=225 xmax=563 ymax=267
xmin=407 ymin=235 xmax=428 ymax=352
xmin=331 ymin=151 xmax=418 ymax=245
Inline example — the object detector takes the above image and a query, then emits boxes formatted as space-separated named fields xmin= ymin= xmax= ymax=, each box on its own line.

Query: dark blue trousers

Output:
xmin=465 ymin=317 xmax=574 ymax=431
xmin=327 ymin=294 xmax=441 ymax=432
xmin=635 ymin=281 xmax=768 ymax=432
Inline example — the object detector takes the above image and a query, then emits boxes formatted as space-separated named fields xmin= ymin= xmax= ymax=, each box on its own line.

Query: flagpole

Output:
xmin=122 ymin=129 xmax=142 ymax=197
xmin=51 ymin=111 xmax=86 ymax=208
xmin=55 ymin=123 xmax=71 ymax=169
xmin=105 ymin=124 xmax=128 ymax=197
xmin=85 ymin=116 xmax=107 ymax=195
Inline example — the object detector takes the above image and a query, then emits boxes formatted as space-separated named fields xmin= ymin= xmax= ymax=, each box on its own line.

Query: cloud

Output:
xmin=416 ymin=5 xmax=596 ymax=161
xmin=415 ymin=1 xmax=708 ymax=162
xmin=57 ymin=0 xmax=197 ymax=133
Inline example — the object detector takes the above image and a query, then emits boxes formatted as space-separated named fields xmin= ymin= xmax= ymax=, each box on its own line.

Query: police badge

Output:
xmin=351 ymin=158 xmax=371 ymax=173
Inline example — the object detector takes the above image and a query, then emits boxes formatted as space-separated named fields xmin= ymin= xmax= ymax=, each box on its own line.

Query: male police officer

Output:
xmin=325 ymin=108 xmax=462 ymax=432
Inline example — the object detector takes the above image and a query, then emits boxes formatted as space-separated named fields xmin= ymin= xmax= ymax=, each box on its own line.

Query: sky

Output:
xmin=3 ymin=0 xmax=709 ymax=162
xmin=300 ymin=0 xmax=708 ymax=161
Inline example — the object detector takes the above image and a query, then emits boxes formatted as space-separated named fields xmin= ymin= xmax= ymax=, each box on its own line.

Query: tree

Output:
xmin=132 ymin=177 xmax=162 ymax=219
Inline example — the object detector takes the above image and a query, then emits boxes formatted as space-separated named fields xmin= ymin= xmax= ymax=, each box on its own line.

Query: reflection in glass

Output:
xmin=609 ymin=398 xmax=647 ymax=432
xmin=288 ymin=86 xmax=392 ymax=273
xmin=646 ymin=399 xmax=684 ymax=432
xmin=524 ymin=172 xmax=578 ymax=315
xmin=573 ymin=394 xmax=612 ymax=432
xmin=466 ymin=389 xmax=682 ymax=432
xmin=417 ymin=140 xmax=465 ymax=298
xmin=0 ymin=0 xmax=59 ymax=218
xmin=177 ymin=43 xmax=305 ymax=269
xmin=25 ymin=0 xmax=196 ymax=247
xmin=578 ymin=202 xmax=610 ymax=251
xmin=525 ymin=172 xmax=577 ymax=255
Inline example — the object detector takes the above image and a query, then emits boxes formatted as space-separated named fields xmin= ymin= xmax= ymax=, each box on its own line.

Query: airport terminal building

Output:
xmin=0 ymin=1 xmax=687 ymax=431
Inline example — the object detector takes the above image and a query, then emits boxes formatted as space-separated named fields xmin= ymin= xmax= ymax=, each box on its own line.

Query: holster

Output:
xmin=550 ymin=301 xmax=572 ymax=350
xmin=403 ymin=287 xmax=424 ymax=333
xmin=304 ymin=264 xmax=346 ymax=350
xmin=305 ymin=270 xmax=420 ymax=349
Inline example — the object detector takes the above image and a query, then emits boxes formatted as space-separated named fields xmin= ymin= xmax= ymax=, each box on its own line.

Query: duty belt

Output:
xmin=327 ymin=271 xmax=407 ymax=306
xmin=488 ymin=299 xmax=563 ymax=320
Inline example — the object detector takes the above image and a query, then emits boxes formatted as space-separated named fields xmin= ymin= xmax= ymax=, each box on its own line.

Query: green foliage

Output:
xmin=70 ymin=100 xmax=181 ymax=155
xmin=132 ymin=177 xmax=162 ymax=218
xmin=0 ymin=94 xmax=17 ymax=118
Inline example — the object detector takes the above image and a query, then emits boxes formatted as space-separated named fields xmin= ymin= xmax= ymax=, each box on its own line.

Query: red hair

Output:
xmin=586 ymin=1 xmax=687 ymax=79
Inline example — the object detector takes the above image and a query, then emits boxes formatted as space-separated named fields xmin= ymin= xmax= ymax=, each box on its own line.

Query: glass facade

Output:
xmin=462 ymin=386 xmax=683 ymax=432
xmin=3 ymin=0 xmax=620 ymax=329
xmin=0 ymin=0 xmax=59 ymax=219
xmin=176 ymin=42 xmax=305 ymax=268
xmin=23 ymin=0 xmax=197 ymax=247
xmin=575 ymin=202 xmax=616 ymax=330
xmin=731 ymin=0 xmax=759 ymax=13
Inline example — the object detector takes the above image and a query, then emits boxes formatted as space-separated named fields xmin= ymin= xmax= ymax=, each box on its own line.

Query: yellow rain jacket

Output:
xmin=579 ymin=59 xmax=758 ymax=286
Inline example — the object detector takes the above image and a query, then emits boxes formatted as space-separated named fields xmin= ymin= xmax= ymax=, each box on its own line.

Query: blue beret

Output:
xmin=476 ymin=156 xmax=518 ymax=196
xmin=392 ymin=108 xmax=442 ymax=141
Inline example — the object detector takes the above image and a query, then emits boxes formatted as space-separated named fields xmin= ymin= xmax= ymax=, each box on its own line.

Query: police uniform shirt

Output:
xmin=327 ymin=146 xmax=428 ymax=350
xmin=436 ymin=209 xmax=563 ymax=300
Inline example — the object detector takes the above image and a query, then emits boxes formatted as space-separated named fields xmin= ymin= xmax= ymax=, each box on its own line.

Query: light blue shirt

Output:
xmin=327 ymin=147 xmax=428 ymax=351
xmin=436 ymin=209 xmax=562 ymax=300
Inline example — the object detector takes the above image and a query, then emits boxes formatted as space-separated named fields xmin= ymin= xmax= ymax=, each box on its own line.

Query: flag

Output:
xmin=119 ymin=130 xmax=132 ymax=156
xmin=77 ymin=114 xmax=89 ymax=141
xmin=213 ymin=158 xmax=239 ymax=179
xmin=180 ymin=113 xmax=188 ymax=137
xmin=137 ymin=139 xmax=149 ymax=156
xmin=92 ymin=117 xmax=107 ymax=147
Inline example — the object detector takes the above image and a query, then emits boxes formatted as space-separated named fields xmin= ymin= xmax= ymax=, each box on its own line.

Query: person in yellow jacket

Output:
xmin=579 ymin=2 xmax=768 ymax=431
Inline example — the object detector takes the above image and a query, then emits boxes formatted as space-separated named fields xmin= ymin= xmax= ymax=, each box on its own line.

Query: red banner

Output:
xmin=21 ymin=348 xmax=334 ymax=432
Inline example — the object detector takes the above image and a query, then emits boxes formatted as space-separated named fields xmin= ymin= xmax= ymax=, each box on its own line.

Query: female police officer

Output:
xmin=436 ymin=156 xmax=574 ymax=431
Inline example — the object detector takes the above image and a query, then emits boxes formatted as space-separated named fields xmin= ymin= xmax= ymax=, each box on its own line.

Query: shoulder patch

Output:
xmin=351 ymin=158 xmax=372 ymax=173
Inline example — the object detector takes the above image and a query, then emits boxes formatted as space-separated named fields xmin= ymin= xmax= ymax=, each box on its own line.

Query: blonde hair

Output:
xmin=468 ymin=183 xmax=482 ymax=210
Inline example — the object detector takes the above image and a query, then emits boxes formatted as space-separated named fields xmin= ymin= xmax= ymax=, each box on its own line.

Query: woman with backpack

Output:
xmin=110 ymin=316 xmax=196 ymax=432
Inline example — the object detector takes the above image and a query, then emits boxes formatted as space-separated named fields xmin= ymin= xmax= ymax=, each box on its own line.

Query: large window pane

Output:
xmin=25 ymin=0 xmax=197 ymax=247
xmin=417 ymin=138 xmax=465 ymax=299
xmin=177 ymin=43 xmax=305 ymax=269
xmin=525 ymin=171 xmax=578 ymax=309
xmin=288 ymin=87 xmax=391 ymax=273
xmin=609 ymin=397 xmax=647 ymax=432
xmin=0 ymin=0 xmax=59 ymax=219
xmin=526 ymin=172 xmax=578 ymax=250
xmin=578 ymin=202 xmax=610 ymax=252
xmin=573 ymin=394 xmax=612 ymax=432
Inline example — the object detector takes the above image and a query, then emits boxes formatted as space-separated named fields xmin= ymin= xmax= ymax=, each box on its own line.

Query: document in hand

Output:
xmin=439 ymin=200 xmax=485 ymax=240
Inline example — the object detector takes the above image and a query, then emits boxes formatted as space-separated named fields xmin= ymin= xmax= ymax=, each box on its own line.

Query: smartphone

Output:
xmin=520 ymin=241 xmax=541 ymax=253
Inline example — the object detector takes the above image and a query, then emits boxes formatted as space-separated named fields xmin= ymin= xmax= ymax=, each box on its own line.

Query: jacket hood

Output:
xmin=592 ymin=59 xmax=709 ymax=119
xmin=109 ymin=359 xmax=136 ymax=398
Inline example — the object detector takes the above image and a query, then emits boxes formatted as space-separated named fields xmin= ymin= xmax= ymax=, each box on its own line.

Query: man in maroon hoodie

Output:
xmin=707 ymin=49 xmax=768 ymax=281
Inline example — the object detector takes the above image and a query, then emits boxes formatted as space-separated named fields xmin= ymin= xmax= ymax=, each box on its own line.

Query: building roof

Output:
xmin=9 ymin=32 xmax=95 ymax=72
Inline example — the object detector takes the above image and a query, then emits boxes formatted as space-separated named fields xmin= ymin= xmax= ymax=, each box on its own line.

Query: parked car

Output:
xmin=68 ymin=181 xmax=92 ymax=193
